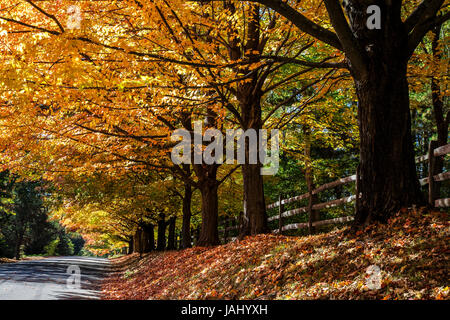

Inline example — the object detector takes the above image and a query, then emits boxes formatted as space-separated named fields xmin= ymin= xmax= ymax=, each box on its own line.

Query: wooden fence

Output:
xmin=220 ymin=141 xmax=449 ymax=240
xmin=416 ymin=141 xmax=450 ymax=207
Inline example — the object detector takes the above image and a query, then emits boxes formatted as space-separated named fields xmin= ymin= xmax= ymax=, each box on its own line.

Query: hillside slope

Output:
xmin=102 ymin=208 xmax=449 ymax=300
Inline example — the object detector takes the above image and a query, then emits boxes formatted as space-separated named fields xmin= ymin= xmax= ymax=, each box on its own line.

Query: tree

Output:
xmin=56 ymin=232 xmax=74 ymax=256
xmin=151 ymin=1 xmax=344 ymax=236
xmin=0 ymin=172 xmax=67 ymax=258
xmin=249 ymin=0 xmax=448 ymax=224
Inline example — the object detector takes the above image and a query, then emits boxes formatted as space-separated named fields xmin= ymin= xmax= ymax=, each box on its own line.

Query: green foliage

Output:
xmin=69 ymin=233 xmax=86 ymax=256
xmin=43 ymin=239 xmax=59 ymax=256
xmin=56 ymin=234 xmax=75 ymax=256
xmin=0 ymin=171 xmax=85 ymax=258
xmin=42 ymin=232 xmax=81 ymax=257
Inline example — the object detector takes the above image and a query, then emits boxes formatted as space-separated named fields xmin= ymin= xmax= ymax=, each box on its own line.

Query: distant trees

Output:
xmin=0 ymin=171 xmax=84 ymax=258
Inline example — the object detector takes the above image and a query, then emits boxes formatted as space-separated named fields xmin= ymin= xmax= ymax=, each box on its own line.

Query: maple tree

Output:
xmin=247 ymin=0 xmax=449 ymax=224
xmin=144 ymin=1 xmax=349 ymax=236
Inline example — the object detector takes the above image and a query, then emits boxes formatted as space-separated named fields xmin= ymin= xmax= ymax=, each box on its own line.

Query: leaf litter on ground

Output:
xmin=102 ymin=207 xmax=449 ymax=300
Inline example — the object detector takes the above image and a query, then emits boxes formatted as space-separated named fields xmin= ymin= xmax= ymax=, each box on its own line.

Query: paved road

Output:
xmin=0 ymin=257 xmax=111 ymax=300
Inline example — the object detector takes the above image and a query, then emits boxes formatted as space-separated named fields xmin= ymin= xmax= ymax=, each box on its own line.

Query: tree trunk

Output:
xmin=193 ymin=160 xmax=220 ymax=246
xmin=182 ymin=111 xmax=220 ymax=247
xmin=304 ymin=130 xmax=319 ymax=233
xmin=167 ymin=216 xmax=176 ymax=250
xmin=335 ymin=2 xmax=424 ymax=225
xmin=239 ymin=98 xmax=268 ymax=236
xmin=181 ymin=181 xmax=192 ymax=249
xmin=128 ymin=237 xmax=134 ymax=254
xmin=142 ymin=223 xmax=155 ymax=253
xmin=241 ymin=162 xmax=268 ymax=235
xmin=354 ymin=60 xmax=423 ymax=224
xmin=178 ymin=231 xmax=182 ymax=249
xmin=15 ymin=233 xmax=23 ymax=260
xmin=223 ymin=217 xmax=229 ymax=243
xmin=197 ymin=182 xmax=220 ymax=246
xmin=14 ymin=216 xmax=25 ymax=259
xmin=195 ymin=227 xmax=200 ymax=243
xmin=230 ymin=4 xmax=268 ymax=237
xmin=156 ymin=213 xmax=166 ymax=251
xmin=133 ymin=229 xmax=142 ymax=254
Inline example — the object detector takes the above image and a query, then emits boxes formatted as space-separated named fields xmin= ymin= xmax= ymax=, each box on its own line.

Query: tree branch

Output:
xmin=246 ymin=0 xmax=343 ymax=50
xmin=25 ymin=0 xmax=65 ymax=33
xmin=407 ymin=0 xmax=447 ymax=57
xmin=323 ymin=0 xmax=367 ymax=79
xmin=260 ymin=55 xmax=347 ymax=69
xmin=404 ymin=0 xmax=447 ymax=33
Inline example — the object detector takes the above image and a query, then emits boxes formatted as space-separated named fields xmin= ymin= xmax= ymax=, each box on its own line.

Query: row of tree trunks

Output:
xmin=134 ymin=3 xmax=445 ymax=248
xmin=129 ymin=215 xmax=178 ymax=254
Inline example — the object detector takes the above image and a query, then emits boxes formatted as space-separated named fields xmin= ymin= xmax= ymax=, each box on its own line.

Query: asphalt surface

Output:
xmin=0 ymin=256 xmax=111 ymax=300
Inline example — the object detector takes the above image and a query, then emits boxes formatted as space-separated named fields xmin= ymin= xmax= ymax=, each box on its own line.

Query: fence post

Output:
xmin=428 ymin=140 xmax=439 ymax=207
xmin=307 ymin=185 xmax=314 ymax=234
xmin=306 ymin=166 xmax=319 ymax=234
xmin=278 ymin=193 xmax=283 ymax=234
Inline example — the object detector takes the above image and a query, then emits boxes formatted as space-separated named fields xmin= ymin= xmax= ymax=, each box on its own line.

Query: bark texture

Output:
xmin=167 ymin=216 xmax=177 ymax=250
xmin=156 ymin=213 xmax=166 ymax=251
xmin=141 ymin=223 xmax=155 ymax=253
xmin=345 ymin=1 xmax=423 ymax=224
xmin=181 ymin=180 xmax=192 ymax=249
xmin=196 ymin=178 xmax=220 ymax=246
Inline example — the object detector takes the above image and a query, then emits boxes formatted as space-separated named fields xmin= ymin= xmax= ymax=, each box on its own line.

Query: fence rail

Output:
xmin=265 ymin=141 xmax=449 ymax=234
xmin=274 ymin=216 xmax=355 ymax=234
xmin=220 ymin=142 xmax=449 ymax=241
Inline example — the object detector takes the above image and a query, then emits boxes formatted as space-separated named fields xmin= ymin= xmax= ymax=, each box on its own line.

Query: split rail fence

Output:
xmin=220 ymin=141 xmax=449 ymax=241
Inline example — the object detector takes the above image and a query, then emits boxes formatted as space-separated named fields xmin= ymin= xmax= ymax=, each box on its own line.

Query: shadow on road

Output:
xmin=0 ymin=257 xmax=111 ymax=300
